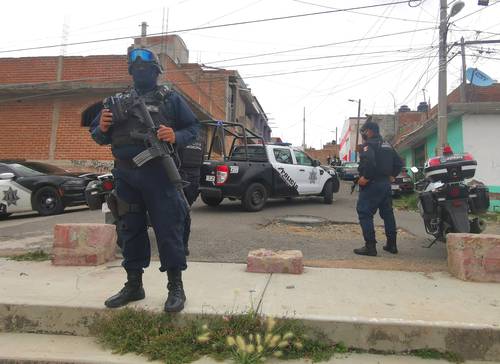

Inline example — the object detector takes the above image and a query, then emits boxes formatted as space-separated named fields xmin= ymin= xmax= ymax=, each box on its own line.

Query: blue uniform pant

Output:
xmin=113 ymin=159 xmax=188 ymax=272
xmin=356 ymin=179 xmax=397 ymax=245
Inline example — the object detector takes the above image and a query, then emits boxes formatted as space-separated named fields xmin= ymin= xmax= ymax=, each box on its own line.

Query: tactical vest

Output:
xmin=178 ymin=140 xmax=203 ymax=169
xmin=110 ymin=86 xmax=174 ymax=148
xmin=373 ymin=139 xmax=397 ymax=177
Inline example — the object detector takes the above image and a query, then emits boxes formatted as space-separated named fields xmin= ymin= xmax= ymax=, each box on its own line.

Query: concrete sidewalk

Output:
xmin=0 ymin=333 xmax=493 ymax=364
xmin=0 ymin=259 xmax=499 ymax=362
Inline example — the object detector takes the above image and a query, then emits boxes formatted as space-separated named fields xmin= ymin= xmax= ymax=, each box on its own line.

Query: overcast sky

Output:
xmin=2 ymin=0 xmax=499 ymax=148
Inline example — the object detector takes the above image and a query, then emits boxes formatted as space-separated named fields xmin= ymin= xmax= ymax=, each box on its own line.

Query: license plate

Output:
xmin=206 ymin=175 xmax=215 ymax=182
xmin=391 ymin=185 xmax=400 ymax=190
xmin=101 ymin=202 xmax=110 ymax=213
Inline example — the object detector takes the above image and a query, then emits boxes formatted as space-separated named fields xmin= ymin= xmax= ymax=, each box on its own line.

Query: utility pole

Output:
xmin=335 ymin=127 xmax=338 ymax=144
xmin=437 ymin=0 xmax=464 ymax=156
xmin=140 ymin=21 xmax=148 ymax=46
xmin=354 ymin=99 xmax=361 ymax=162
xmin=460 ymin=37 xmax=467 ymax=103
xmin=302 ymin=107 xmax=306 ymax=149
xmin=437 ymin=0 xmax=448 ymax=156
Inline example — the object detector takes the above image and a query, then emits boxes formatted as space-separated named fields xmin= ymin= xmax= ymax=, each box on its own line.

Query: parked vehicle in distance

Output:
xmin=338 ymin=161 xmax=359 ymax=181
xmin=391 ymin=167 xmax=414 ymax=197
xmin=0 ymin=160 xmax=97 ymax=217
xmin=199 ymin=121 xmax=340 ymax=212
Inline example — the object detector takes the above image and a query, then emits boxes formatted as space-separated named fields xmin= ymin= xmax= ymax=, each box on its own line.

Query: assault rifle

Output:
xmin=127 ymin=90 xmax=190 ymax=209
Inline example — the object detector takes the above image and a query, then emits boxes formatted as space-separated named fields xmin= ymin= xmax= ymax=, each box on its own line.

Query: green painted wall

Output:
xmin=425 ymin=117 xmax=463 ymax=158
xmin=396 ymin=117 xmax=500 ymax=211
xmin=490 ymin=186 xmax=500 ymax=212
xmin=400 ymin=149 xmax=412 ymax=168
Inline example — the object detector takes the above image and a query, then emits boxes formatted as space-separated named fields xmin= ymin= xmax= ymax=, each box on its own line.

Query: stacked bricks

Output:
xmin=447 ymin=233 xmax=500 ymax=282
xmin=247 ymin=249 xmax=303 ymax=274
xmin=52 ymin=224 xmax=117 ymax=266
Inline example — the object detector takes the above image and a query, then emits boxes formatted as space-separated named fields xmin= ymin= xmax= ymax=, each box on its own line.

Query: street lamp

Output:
xmin=348 ymin=98 xmax=361 ymax=162
xmin=437 ymin=0 xmax=464 ymax=155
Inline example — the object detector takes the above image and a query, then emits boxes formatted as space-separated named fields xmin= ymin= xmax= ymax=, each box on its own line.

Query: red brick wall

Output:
xmin=0 ymin=100 xmax=53 ymax=159
xmin=398 ymin=111 xmax=426 ymax=136
xmin=55 ymin=96 xmax=113 ymax=161
xmin=0 ymin=57 xmax=58 ymax=84
xmin=0 ymin=52 xmax=227 ymax=163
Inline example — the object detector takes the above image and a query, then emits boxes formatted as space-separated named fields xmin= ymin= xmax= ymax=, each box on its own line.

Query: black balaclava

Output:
xmin=130 ymin=63 xmax=159 ymax=94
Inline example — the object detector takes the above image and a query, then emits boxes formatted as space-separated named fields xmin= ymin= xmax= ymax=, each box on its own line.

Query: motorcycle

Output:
xmin=84 ymin=173 xmax=114 ymax=212
xmin=412 ymin=147 xmax=490 ymax=246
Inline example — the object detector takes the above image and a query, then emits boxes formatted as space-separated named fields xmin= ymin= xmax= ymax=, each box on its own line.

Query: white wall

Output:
xmin=462 ymin=114 xmax=500 ymax=187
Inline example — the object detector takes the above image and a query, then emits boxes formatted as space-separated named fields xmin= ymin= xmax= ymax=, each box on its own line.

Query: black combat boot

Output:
xmin=104 ymin=269 xmax=145 ymax=308
xmin=383 ymin=236 xmax=398 ymax=254
xmin=164 ymin=270 xmax=186 ymax=313
xmin=353 ymin=242 xmax=377 ymax=256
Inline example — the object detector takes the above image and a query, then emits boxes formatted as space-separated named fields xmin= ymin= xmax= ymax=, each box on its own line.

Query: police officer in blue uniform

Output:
xmin=354 ymin=121 xmax=403 ymax=256
xmin=89 ymin=47 xmax=199 ymax=312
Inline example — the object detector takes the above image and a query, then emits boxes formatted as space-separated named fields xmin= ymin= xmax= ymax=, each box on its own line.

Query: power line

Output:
xmin=217 ymin=46 xmax=436 ymax=68
xmin=454 ymin=1 xmax=500 ymax=23
xmin=0 ymin=0 xmax=414 ymax=55
xmin=0 ymin=52 xmax=439 ymax=104
xmin=204 ymin=27 xmax=436 ymax=65
xmin=244 ymin=55 xmax=436 ymax=79
xmin=290 ymin=0 xmax=435 ymax=24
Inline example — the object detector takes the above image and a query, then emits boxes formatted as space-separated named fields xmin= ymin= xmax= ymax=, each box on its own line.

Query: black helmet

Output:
xmin=127 ymin=47 xmax=163 ymax=75
xmin=360 ymin=120 xmax=380 ymax=135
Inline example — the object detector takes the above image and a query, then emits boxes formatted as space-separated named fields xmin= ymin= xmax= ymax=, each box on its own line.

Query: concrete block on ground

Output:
xmin=247 ymin=248 xmax=303 ymax=274
xmin=52 ymin=223 xmax=117 ymax=266
xmin=447 ymin=233 xmax=500 ymax=282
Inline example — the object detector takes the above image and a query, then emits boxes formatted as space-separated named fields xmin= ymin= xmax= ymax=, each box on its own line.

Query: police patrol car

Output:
xmin=0 ymin=160 xmax=96 ymax=218
xmin=199 ymin=122 xmax=340 ymax=212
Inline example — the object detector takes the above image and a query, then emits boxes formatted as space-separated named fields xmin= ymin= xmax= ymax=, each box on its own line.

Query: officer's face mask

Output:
xmin=130 ymin=63 xmax=159 ymax=92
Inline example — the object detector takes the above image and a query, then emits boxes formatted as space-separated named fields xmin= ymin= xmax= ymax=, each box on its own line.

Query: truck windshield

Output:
xmin=230 ymin=146 xmax=267 ymax=162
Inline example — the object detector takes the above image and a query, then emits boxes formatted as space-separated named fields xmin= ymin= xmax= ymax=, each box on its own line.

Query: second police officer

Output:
xmin=89 ymin=47 xmax=199 ymax=313
xmin=354 ymin=120 xmax=403 ymax=257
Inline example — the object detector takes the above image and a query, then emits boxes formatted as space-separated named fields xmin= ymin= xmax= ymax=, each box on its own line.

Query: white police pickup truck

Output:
xmin=199 ymin=141 xmax=340 ymax=212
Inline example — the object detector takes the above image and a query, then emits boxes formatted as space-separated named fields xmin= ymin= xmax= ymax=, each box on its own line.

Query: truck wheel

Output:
xmin=323 ymin=180 xmax=333 ymax=204
xmin=201 ymin=193 xmax=223 ymax=207
xmin=33 ymin=186 xmax=65 ymax=216
xmin=242 ymin=182 xmax=268 ymax=212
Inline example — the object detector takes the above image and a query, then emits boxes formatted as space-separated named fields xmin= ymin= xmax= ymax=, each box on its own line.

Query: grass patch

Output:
xmin=91 ymin=309 xmax=345 ymax=364
xmin=475 ymin=212 xmax=500 ymax=223
xmin=8 ymin=250 xmax=51 ymax=262
xmin=393 ymin=193 xmax=419 ymax=211
xmin=92 ymin=309 xmax=464 ymax=364
xmin=410 ymin=348 xmax=464 ymax=363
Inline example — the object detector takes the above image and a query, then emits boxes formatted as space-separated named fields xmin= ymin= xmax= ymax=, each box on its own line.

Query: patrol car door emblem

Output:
xmin=2 ymin=187 xmax=20 ymax=206
xmin=308 ymin=170 xmax=317 ymax=184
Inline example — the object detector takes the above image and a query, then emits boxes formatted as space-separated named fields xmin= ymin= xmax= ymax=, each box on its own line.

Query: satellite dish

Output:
xmin=466 ymin=68 xmax=496 ymax=87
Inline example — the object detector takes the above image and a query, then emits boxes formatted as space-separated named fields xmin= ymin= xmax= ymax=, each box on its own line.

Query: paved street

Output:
xmin=1 ymin=182 xmax=499 ymax=272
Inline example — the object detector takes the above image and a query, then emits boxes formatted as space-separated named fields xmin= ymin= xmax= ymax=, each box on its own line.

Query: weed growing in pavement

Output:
xmin=8 ymin=250 xmax=51 ymax=262
xmin=410 ymin=348 xmax=464 ymax=363
xmin=393 ymin=193 xmax=419 ymax=211
xmin=91 ymin=308 xmax=342 ymax=364
xmin=92 ymin=309 xmax=464 ymax=364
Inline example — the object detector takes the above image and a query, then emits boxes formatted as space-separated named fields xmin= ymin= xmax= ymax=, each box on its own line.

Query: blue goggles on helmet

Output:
xmin=128 ymin=48 xmax=155 ymax=63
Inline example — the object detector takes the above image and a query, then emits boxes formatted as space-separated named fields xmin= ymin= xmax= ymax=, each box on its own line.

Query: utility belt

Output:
xmin=106 ymin=190 xmax=143 ymax=224
xmin=114 ymin=158 xmax=138 ymax=169
xmin=372 ymin=175 xmax=391 ymax=182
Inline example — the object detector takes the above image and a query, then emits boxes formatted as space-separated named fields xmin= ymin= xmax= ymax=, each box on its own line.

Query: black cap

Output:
xmin=360 ymin=120 xmax=379 ymax=134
